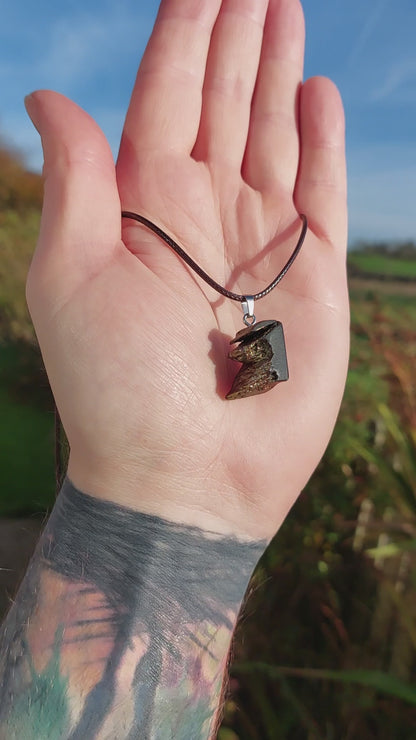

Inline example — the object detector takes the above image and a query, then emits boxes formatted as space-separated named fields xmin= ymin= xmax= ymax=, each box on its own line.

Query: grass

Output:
xmin=0 ymin=385 xmax=55 ymax=515
xmin=1 ymin=286 xmax=416 ymax=736
xmin=0 ymin=342 xmax=55 ymax=515
xmin=0 ymin=208 xmax=39 ymax=342
xmin=348 ymin=252 xmax=416 ymax=280
xmin=1 ymin=145 xmax=416 ymax=734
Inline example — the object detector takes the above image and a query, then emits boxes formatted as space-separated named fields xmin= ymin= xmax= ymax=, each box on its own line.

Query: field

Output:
xmin=2 ymin=274 xmax=416 ymax=738
xmin=0 ymin=343 xmax=55 ymax=514
xmin=348 ymin=252 xmax=416 ymax=280
xmin=218 ymin=285 xmax=416 ymax=739
xmin=1 ymin=148 xmax=416 ymax=737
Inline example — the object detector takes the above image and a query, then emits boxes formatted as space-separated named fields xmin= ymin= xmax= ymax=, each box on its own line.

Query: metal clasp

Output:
xmin=242 ymin=295 xmax=256 ymax=326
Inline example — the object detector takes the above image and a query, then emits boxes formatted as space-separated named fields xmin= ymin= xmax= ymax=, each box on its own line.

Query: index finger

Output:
xmin=118 ymin=0 xmax=222 ymax=160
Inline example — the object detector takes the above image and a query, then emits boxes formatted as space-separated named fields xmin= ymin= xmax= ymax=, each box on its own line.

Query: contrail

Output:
xmin=348 ymin=0 xmax=391 ymax=67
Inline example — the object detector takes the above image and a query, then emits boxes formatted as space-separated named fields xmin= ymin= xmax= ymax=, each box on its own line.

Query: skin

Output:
xmin=0 ymin=1 xmax=349 ymax=735
xmin=0 ymin=481 xmax=265 ymax=738
xmin=24 ymin=0 xmax=349 ymax=541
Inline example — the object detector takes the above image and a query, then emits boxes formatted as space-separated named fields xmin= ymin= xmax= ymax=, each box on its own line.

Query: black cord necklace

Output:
xmin=122 ymin=211 xmax=307 ymax=400
xmin=55 ymin=212 xmax=307 ymax=492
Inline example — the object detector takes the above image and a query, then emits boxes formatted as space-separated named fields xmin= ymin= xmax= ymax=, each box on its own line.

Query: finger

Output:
xmin=243 ymin=0 xmax=305 ymax=194
xmin=119 ymin=0 xmax=222 ymax=162
xmin=192 ymin=0 xmax=269 ymax=169
xmin=295 ymin=77 xmax=347 ymax=248
xmin=24 ymin=90 xmax=121 ymax=310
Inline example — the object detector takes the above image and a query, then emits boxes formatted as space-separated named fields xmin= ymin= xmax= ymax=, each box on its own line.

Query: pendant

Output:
xmin=226 ymin=298 xmax=289 ymax=400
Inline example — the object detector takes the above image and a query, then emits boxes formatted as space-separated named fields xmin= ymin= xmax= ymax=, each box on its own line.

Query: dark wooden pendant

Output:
xmin=226 ymin=320 xmax=289 ymax=400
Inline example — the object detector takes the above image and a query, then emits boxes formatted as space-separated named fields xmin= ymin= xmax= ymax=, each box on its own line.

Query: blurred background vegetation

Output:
xmin=1 ymin=144 xmax=416 ymax=738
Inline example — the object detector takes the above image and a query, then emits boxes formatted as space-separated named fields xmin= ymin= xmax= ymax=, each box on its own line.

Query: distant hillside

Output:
xmin=0 ymin=144 xmax=42 ymax=342
xmin=1 ymin=138 xmax=416 ymax=342
xmin=348 ymin=249 xmax=416 ymax=283
xmin=0 ymin=144 xmax=43 ymax=212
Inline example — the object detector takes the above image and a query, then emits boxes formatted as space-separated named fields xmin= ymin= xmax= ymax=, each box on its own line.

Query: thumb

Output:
xmin=25 ymin=90 xmax=122 ymax=314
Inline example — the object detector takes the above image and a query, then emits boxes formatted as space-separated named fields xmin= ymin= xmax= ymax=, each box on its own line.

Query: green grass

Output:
xmin=2 ymin=146 xmax=416 ymax=738
xmin=0 ymin=343 xmax=55 ymax=515
xmin=0 ymin=385 xmax=55 ymax=515
xmin=348 ymin=252 xmax=416 ymax=279
xmin=0 ymin=208 xmax=39 ymax=343
xmin=1 ymin=289 xmax=416 ymax=736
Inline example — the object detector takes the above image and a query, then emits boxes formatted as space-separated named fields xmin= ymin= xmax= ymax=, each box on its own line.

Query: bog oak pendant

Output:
xmin=226 ymin=320 xmax=288 ymax=400
xmin=121 ymin=211 xmax=307 ymax=401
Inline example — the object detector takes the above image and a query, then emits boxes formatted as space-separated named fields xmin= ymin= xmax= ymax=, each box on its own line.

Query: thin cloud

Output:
xmin=348 ymin=0 xmax=391 ymax=67
xmin=348 ymin=165 xmax=416 ymax=243
xmin=370 ymin=57 xmax=416 ymax=102
xmin=0 ymin=1 xmax=157 ymax=169
xmin=37 ymin=16 xmax=110 ymax=86
xmin=34 ymin=5 xmax=151 ymax=92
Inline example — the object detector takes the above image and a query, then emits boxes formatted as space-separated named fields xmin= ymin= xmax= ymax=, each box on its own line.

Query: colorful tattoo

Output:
xmin=0 ymin=479 xmax=264 ymax=739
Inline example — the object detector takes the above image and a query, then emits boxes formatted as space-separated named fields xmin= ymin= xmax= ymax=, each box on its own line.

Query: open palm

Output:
xmin=26 ymin=0 xmax=349 ymax=539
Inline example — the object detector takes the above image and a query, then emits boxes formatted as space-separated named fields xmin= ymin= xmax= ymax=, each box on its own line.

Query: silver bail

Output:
xmin=242 ymin=295 xmax=256 ymax=326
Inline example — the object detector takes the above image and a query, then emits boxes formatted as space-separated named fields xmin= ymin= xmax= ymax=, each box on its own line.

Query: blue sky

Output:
xmin=1 ymin=0 xmax=415 ymax=245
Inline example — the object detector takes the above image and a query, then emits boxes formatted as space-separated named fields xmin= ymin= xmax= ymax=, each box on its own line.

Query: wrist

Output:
xmin=1 ymin=478 xmax=265 ymax=738
xmin=66 ymin=452 xmax=269 ymax=540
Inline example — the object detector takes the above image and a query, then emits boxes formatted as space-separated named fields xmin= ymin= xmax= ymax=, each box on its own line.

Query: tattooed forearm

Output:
xmin=0 ymin=479 xmax=265 ymax=739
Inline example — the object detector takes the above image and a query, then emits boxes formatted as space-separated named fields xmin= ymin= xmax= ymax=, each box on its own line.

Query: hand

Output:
xmin=25 ymin=0 xmax=349 ymax=540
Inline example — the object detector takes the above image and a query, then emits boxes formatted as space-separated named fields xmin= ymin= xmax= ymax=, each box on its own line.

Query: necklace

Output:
xmin=122 ymin=211 xmax=307 ymax=400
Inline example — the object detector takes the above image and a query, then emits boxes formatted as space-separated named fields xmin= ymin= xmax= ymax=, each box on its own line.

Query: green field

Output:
xmin=1 ymin=284 xmax=416 ymax=738
xmin=0 ymin=343 xmax=55 ymax=514
xmin=348 ymin=251 xmax=416 ymax=279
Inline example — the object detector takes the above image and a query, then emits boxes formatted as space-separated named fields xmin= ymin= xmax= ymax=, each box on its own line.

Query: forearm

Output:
xmin=0 ymin=478 xmax=264 ymax=739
